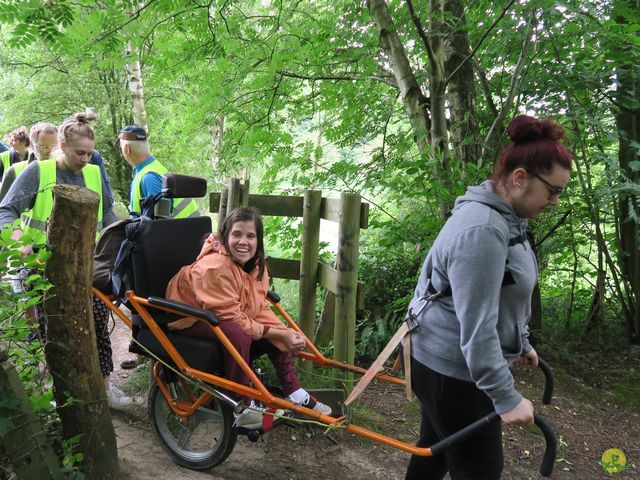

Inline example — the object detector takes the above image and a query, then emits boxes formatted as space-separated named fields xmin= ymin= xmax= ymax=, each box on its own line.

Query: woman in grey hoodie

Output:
xmin=405 ymin=115 xmax=572 ymax=480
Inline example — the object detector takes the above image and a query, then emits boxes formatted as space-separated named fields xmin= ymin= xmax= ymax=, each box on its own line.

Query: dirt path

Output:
xmin=108 ymin=315 xmax=639 ymax=479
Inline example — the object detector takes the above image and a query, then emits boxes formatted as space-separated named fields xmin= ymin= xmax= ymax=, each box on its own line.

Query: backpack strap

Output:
xmin=111 ymin=216 xmax=153 ymax=301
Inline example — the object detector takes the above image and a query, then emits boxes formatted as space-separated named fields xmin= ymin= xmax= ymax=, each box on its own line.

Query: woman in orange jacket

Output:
xmin=166 ymin=207 xmax=331 ymax=429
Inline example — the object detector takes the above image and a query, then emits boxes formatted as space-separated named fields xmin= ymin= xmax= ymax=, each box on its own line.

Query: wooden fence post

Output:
xmin=333 ymin=193 xmax=361 ymax=385
xmin=240 ymin=178 xmax=250 ymax=206
xmin=226 ymin=178 xmax=241 ymax=216
xmin=0 ymin=343 xmax=64 ymax=479
xmin=217 ymin=187 xmax=228 ymax=229
xmin=299 ymin=190 xmax=321 ymax=341
xmin=44 ymin=185 xmax=119 ymax=479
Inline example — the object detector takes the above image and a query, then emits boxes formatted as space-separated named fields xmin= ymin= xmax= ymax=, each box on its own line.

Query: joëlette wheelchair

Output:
xmin=92 ymin=175 xmax=557 ymax=476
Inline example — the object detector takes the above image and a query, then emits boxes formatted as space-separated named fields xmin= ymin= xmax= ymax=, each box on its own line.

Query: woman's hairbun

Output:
xmin=73 ymin=111 xmax=97 ymax=124
xmin=507 ymin=115 xmax=565 ymax=143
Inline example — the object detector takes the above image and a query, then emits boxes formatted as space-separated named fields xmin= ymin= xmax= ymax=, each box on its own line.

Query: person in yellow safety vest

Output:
xmin=0 ymin=126 xmax=35 ymax=180
xmin=118 ymin=125 xmax=200 ymax=219
xmin=0 ymin=112 xmax=132 ymax=409
xmin=0 ymin=123 xmax=58 ymax=204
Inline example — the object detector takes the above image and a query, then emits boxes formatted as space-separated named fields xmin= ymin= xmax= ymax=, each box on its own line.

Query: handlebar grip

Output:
xmin=538 ymin=357 xmax=554 ymax=405
xmin=534 ymin=412 xmax=557 ymax=477
xmin=429 ymin=411 xmax=556 ymax=477
xmin=429 ymin=412 xmax=500 ymax=456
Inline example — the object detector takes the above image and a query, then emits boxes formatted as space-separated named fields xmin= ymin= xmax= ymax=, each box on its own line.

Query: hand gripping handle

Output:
xmin=429 ymin=360 xmax=557 ymax=476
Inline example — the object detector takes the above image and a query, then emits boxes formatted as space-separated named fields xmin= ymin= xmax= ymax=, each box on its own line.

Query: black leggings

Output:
xmin=405 ymin=358 xmax=503 ymax=480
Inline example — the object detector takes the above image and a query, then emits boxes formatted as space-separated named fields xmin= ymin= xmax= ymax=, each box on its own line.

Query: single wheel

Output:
xmin=148 ymin=374 xmax=237 ymax=470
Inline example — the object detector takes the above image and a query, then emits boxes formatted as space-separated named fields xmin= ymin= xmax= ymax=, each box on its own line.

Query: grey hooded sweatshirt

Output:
xmin=410 ymin=180 xmax=537 ymax=415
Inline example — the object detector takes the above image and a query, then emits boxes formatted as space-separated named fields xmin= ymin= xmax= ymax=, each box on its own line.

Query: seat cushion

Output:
xmin=129 ymin=315 xmax=224 ymax=373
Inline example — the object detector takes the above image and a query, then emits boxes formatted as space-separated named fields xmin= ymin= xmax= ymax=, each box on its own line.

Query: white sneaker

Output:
xmin=286 ymin=393 xmax=332 ymax=416
xmin=234 ymin=401 xmax=284 ymax=430
xmin=107 ymin=383 xmax=133 ymax=408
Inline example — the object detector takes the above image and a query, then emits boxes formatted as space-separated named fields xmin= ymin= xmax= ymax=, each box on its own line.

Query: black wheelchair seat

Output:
xmin=130 ymin=314 xmax=225 ymax=374
xmin=125 ymin=215 xmax=225 ymax=374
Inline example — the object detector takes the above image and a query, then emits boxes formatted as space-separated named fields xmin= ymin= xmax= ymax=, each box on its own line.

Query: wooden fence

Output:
xmin=211 ymin=179 xmax=368 ymax=370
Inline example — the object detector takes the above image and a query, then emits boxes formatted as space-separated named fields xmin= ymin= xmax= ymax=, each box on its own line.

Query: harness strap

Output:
xmin=344 ymin=322 xmax=410 ymax=407
xmin=401 ymin=329 xmax=412 ymax=400
xmin=509 ymin=233 xmax=527 ymax=246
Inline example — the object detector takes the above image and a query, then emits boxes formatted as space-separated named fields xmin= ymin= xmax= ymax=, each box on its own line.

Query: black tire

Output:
xmin=148 ymin=375 xmax=237 ymax=470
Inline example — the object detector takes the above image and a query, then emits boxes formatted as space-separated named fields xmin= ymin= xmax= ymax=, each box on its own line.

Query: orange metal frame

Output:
xmin=92 ymin=287 xmax=433 ymax=456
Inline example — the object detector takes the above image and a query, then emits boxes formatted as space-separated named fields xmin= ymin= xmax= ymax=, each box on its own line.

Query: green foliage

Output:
xmin=0 ymin=236 xmax=84 ymax=478
xmin=0 ymin=0 xmax=639 ymax=406
xmin=123 ymin=361 xmax=151 ymax=396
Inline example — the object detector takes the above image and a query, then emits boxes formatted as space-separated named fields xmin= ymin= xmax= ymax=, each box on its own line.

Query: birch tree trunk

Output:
xmin=125 ymin=41 xmax=148 ymax=130
xmin=209 ymin=114 xmax=226 ymax=187
xmin=481 ymin=22 xmax=533 ymax=162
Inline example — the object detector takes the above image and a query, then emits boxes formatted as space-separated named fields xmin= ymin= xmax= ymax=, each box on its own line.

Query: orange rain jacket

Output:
xmin=165 ymin=234 xmax=289 ymax=350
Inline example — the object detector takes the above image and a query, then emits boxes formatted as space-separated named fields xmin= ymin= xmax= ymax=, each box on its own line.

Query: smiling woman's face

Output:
xmin=228 ymin=220 xmax=258 ymax=267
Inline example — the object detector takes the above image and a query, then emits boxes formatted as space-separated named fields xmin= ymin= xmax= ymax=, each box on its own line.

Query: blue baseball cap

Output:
xmin=118 ymin=125 xmax=147 ymax=141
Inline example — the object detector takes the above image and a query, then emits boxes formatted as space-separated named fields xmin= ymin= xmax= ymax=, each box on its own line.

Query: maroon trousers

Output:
xmin=176 ymin=320 xmax=302 ymax=402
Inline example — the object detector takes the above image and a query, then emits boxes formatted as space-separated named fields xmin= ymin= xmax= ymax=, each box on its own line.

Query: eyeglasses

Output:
xmin=529 ymin=172 xmax=565 ymax=199
xmin=34 ymin=144 xmax=55 ymax=152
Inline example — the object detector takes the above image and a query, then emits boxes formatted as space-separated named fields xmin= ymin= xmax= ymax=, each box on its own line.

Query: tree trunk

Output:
xmin=368 ymin=0 xmax=431 ymax=151
xmin=428 ymin=0 xmax=453 ymax=216
xmin=0 ymin=344 xmax=64 ymax=479
xmin=125 ymin=41 xmax=148 ymax=129
xmin=99 ymin=66 xmax=132 ymax=201
xmin=444 ymin=0 xmax=480 ymax=168
xmin=44 ymin=185 xmax=120 ymax=478
xmin=614 ymin=0 xmax=640 ymax=342
xmin=209 ymin=114 xmax=225 ymax=183
xmin=368 ymin=0 xmax=457 ymax=217
xmin=527 ymin=232 xmax=542 ymax=338
xmin=584 ymin=269 xmax=606 ymax=340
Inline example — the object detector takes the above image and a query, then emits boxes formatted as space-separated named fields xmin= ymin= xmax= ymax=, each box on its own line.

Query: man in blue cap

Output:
xmin=117 ymin=125 xmax=200 ymax=370
xmin=118 ymin=125 xmax=199 ymax=219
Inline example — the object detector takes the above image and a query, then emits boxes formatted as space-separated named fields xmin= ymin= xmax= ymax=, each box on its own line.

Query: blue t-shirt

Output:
xmin=129 ymin=156 xmax=169 ymax=216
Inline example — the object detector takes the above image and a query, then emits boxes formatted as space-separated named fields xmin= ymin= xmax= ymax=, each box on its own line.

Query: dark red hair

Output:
xmin=493 ymin=115 xmax=572 ymax=181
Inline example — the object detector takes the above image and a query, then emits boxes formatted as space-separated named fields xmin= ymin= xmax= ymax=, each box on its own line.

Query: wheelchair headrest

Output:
xmin=162 ymin=174 xmax=207 ymax=199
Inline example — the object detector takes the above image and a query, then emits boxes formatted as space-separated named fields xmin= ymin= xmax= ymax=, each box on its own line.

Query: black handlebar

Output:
xmin=428 ymin=358 xmax=557 ymax=477
xmin=538 ymin=357 xmax=554 ymax=405
xmin=429 ymin=412 xmax=500 ymax=456
xmin=534 ymin=412 xmax=557 ymax=477
xmin=148 ymin=296 xmax=220 ymax=326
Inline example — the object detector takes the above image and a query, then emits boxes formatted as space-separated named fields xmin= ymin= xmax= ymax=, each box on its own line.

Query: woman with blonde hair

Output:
xmin=0 ymin=112 xmax=130 ymax=408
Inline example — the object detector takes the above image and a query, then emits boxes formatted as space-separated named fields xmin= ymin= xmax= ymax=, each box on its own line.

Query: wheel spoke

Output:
xmin=177 ymin=423 xmax=195 ymax=449
xmin=194 ymin=406 xmax=223 ymax=423
xmin=149 ymin=379 xmax=238 ymax=468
